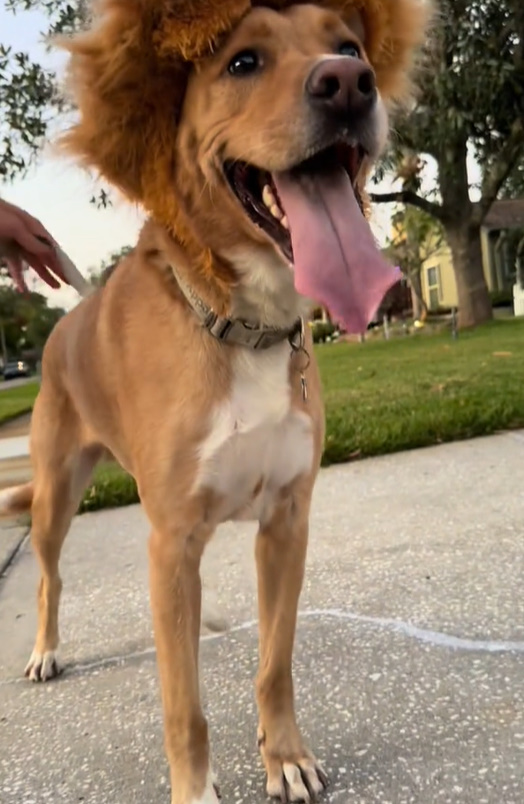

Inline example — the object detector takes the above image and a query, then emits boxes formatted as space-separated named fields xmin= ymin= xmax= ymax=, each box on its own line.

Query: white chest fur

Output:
xmin=194 ymin=343 xmax=314 ymax=525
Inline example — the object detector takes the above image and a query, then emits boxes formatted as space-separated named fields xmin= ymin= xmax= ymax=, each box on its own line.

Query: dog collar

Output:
xmin=173 ymin=268 xmax=304 ymax=351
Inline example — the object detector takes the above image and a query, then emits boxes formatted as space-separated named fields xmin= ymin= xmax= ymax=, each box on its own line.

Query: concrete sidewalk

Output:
xmin=0 ymin=413 xmax=32 ymax=495
xmin=0 ymin=435 xmax=30 ymax=460
xmin=1 ymin=433 xmax=523 ymax=804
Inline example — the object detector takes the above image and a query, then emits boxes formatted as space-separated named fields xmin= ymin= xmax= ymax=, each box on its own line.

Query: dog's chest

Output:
xmin=195 ymin=345 xmax=314 ymax=524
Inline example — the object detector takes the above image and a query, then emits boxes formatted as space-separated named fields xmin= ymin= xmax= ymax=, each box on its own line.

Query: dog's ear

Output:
xmin=321 ymin=0 xmax=433 ymax=106
xmin=346 ymin=0 xmax=434 ymax=105
xmin=57 ymin=0 xmax=249 ymax=202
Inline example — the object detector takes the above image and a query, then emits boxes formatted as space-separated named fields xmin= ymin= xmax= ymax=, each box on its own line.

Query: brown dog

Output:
xmin=1 ymin=2 xmax=430 ymax=802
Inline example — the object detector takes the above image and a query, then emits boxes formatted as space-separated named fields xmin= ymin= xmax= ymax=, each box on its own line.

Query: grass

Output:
xmin=4 ymin=319 xmax=524 ymax=513
xmin=0 ymin=381 xmax=40 ymax=425
xmin=321 ymin=318 xmax=524 ymax=464
xmin=81 ymin=461 xmax=139 ymax=514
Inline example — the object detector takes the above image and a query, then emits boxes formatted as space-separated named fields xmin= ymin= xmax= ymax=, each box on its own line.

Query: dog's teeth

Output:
xmin=262 ymin=184 xmax=276 ymax=209
xmin=262 ymin=184 xmax=285 ymax=221
xmin=281 ymin=216 xmax=289 ymax=230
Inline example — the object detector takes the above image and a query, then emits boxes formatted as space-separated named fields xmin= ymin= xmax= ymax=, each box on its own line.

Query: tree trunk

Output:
xmin=445 ymin=223 xmax=493 ymax=328
xmin=436 ymin=133 xmax=492 ymax=328
xmin=408 ymin=271 xmax=427 ymax=321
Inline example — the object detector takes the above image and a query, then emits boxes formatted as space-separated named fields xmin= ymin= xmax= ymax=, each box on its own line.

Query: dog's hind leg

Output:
xmin=24 ymin=390 xmax=102 ymax=682
xmin=255 ymin=483 xmax=328 ymax=803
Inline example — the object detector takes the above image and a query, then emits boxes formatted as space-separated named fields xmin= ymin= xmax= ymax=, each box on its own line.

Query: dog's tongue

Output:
xmin=272 ymin=166 xmax=400 ymax=333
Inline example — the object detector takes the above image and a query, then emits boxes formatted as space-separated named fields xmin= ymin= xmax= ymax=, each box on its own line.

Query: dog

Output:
xmin=1 ymin=2 xmax=430 ymax=802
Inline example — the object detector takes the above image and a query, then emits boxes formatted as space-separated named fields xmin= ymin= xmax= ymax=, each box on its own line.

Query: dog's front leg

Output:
xmin=255 ymin=488 xmax=328 ymax=803
xmin=149 ymin=528 xmax=217 ymax=804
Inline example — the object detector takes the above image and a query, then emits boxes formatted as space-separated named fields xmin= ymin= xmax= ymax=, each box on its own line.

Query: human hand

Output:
xmin=0 ymin=198 xmax=68 ymax=292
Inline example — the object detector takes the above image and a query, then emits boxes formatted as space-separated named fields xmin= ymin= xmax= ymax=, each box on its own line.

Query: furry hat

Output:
xmin=60 ymin=0 xmax=431 ymax=206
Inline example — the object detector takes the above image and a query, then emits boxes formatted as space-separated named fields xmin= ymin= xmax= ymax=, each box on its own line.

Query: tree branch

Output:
xmin=473 ymin=117 xmax=524 ymax=226
xmin=369 ymin=190 xmax=445 ymax=221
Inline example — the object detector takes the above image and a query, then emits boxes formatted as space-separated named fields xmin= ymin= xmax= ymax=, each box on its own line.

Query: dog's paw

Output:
xmin=24 ymin=650 xmax=64 ymax=682
xmin=258 ymin=724 xmax=328 ymax=802
xmin=259 ymin=730 xmax=328 ymax=803
xmin=265 ymin=756 xmax=328 ymax=803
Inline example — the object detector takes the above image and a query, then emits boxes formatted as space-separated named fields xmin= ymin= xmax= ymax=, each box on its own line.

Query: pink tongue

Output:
xmin=273 ymin=166 xmax=400 ymax=334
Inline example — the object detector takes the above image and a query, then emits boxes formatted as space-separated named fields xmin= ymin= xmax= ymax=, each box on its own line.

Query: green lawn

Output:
xmin=0 ymin=381 xmax=40 ymax=424
xmin=320 ymin=318 xmax=524 ymax=464
xmin=3 ymin=319 xmax=524 ymax=512
xmin=82 ymin=461 xmax=139 ymax=513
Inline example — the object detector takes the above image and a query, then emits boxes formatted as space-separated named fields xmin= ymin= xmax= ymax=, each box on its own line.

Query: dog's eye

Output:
xmin=338 ymin=41 xmax=361 ymax=59
xmin=228 ymin=50 xmax=260 ymax=76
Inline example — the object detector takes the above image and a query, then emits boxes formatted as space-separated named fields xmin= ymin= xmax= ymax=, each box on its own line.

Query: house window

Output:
xmin=426 ymin=264 xmax=441 ymax=310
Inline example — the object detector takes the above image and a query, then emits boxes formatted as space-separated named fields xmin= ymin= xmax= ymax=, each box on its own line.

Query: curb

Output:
xmin=0 ymin=521 xmax=31 ymax=580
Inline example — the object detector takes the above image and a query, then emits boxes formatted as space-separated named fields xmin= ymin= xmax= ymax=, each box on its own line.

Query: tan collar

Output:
xmin=172 ymin=266 xmax=304 ymax=351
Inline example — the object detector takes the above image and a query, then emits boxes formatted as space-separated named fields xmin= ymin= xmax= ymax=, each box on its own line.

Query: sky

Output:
xmin=1 ymin=3 xmax=413 ymax=312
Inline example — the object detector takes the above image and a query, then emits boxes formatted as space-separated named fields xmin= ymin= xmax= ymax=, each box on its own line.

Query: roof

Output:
xmin=483 ymin=199 xmax=524 ymax=230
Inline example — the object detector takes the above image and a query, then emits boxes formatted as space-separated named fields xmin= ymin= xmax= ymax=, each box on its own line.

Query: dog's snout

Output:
xmin=306 ymin=57 xmax=376 ymax=118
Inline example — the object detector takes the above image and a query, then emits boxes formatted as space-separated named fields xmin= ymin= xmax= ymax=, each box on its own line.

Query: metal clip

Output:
xmin=289 ymin=319 xmax=310 ymax=403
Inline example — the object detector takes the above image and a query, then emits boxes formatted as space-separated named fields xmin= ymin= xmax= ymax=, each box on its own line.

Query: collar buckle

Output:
xmin=207 ymin=315 xmax=233 ymax=341
xmin=172 ymin=265 xmax=303 ymax=351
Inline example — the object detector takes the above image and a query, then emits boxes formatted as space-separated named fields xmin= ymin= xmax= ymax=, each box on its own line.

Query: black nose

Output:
xmin=306 ymin=57 xmax=376 ymax=118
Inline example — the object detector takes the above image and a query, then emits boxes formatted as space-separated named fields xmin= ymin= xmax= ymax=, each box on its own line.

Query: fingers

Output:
xmin=19 ymin=250 xmax=62 ymax=289
xmin=4 ymin=255 xmax=28 ymax=293
xmin=10 ymin=221 xmax=66 ymax=284
xmin=0 ymin=199 xmax=67 ymax=287
xmin=18 ymin=208 xmax=59 ymax=249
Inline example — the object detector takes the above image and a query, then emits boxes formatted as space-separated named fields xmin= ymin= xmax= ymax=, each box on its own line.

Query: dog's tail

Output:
xmin=0 ymin=483 xmax=33 ymax=518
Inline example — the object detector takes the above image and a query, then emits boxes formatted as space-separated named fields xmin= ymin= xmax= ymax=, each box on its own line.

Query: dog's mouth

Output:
xmin=224 ymin=141 xmax=399 ymax=334
xmin=225 ymin=143 xmax=365 ymax=264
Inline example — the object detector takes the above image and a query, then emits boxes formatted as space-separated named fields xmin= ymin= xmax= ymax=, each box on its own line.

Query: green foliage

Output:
xmin=0 ymin=285 xmax=64 ymax=359
xmin=88 ymin=245 xmax=134 ymax=287
xmin=380 ymin=0 xmax=524 ymax=210
xmin=0 ymin=42 xmax=58 ymax=180
xmin=490 ymin=289 xmax=514 ymax=307
xmin=310 ymin=320 xmax=337 ymax=343
xmin=2 ymin=0 xmax=88 ymax=182
xmin=386 ymin=206 xmax=444 ymax=278
xmin=6 ymin=0 xmax=89 ymax=35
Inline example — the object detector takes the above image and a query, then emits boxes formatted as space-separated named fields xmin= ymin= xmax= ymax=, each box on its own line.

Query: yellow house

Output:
xmin=421 ymin=199 xmax=524 ymax=309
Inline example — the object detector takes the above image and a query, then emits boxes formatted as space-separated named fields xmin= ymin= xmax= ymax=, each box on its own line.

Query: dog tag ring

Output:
xmin=289 ymin=319 xmax=310 ymax=403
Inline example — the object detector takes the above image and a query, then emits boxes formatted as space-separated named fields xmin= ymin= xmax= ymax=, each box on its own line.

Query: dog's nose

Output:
xmin=306 ymin=57 xmax=376 ymax=118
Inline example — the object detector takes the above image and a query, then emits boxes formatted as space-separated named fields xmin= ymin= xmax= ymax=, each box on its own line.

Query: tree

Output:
xmin=385 ymin=204 xmax=444 ymax=320
xmin=372 ymin=0 xmax=524 ymax=328
xmin=1 ymin=0 xmax=88 ymax=182
xmin=87 ymin=245 xmax=134 ymax=287
xmin=0 ymin=284 xmax=64 ymax=363
xmin=0 ymin=43 xmax=58 ymax=181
